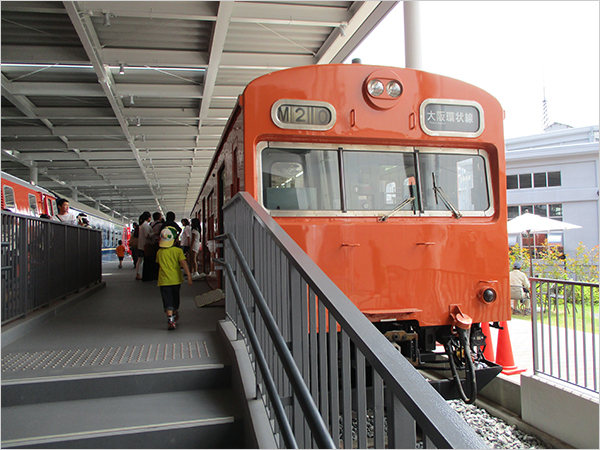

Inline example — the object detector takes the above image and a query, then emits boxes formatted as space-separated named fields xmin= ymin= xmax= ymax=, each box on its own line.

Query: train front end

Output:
xmin=242 ymin=64 xmax=510 ymax=402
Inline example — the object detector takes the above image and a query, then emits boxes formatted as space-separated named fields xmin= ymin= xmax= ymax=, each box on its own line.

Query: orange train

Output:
xmin=1 ymin=171 xmax=130 ymax=253
xmin=191 ymin=63 xmax=509 ymax=402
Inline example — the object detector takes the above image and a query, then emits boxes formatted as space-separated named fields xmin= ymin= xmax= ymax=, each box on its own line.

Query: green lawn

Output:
xmin=512 ymin=305 xmax=599 ymax=334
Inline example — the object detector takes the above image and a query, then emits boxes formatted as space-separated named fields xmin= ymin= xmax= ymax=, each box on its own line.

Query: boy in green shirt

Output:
xmin=156 ymin=226 xmax=193 ymax=330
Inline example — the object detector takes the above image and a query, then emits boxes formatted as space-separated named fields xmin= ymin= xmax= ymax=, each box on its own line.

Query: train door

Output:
xmin=217 ymin=165 xmax=225 ymax=286
xmin=202 ymin=197 xmax=209 ymax=275
xmin=28 ymin=194 xmax=39 ymax=216
xmin=45 ymin=197 xmax=55 ymax=216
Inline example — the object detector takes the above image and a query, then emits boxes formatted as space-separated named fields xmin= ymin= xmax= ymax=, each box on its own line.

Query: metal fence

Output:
xmin=1 ymin=211 xmax=102 ymax=325
xmin=531 ymin=277 xmax=599 ymax=392
xmin=219 ymin=192 xmax=485 ymax=449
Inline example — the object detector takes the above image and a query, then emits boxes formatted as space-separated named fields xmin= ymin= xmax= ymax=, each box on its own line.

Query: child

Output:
xmin=115 ymin=240 xmax=126 ymax=268
xmin=156 ymin=226 xmax=193 ymax=330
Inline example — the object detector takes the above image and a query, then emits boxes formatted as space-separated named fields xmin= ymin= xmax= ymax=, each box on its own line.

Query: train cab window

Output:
xmin=262 ymin=148 xmax=341 ymax=210
xmin=418 ymin=152 xmax=490 ymax=214
xmin=3 ymin=186 xmax=15 ymax=211
xmin=46 ymin=198 xmax=55 ymax=216
xmin=28 ymin=194 xmax=38 ymax=215
xmin=343 ymin=151 xmax=417 ymax=211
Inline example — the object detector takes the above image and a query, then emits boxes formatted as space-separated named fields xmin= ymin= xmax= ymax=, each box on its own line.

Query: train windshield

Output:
xmin=343 ymin=151 xmax=417 ymax=211
xmin=418 ymin=152 xmax=490 ymax=213
xmin=261 ymin=145 xmax=491 ymax=216
xmin=262 ymin=148 xmax=341 ymax=210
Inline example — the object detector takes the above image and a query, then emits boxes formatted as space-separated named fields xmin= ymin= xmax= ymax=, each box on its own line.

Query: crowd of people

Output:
xmin=127 ymin=211 xmax=204 ymax=283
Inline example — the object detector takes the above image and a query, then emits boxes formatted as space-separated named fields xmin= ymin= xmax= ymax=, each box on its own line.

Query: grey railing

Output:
xmin=531 ymin=277 xmax=599 ymax=392
xmin=1 ymin=211 xmax=102 ymax=325
xmin=219 ymin=192 xmax=485 ymax=449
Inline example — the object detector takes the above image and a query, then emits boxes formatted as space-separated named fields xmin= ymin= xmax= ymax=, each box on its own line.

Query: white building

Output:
xmin=505 ymin=125 xmax=599 ymax=257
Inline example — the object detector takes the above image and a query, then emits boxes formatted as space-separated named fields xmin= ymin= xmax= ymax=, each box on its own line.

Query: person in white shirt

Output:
xmin=136 ymin=211 xmax=153 ymax=280
xmin=54 ymin=199 xmax=77 ymax=225
xmin=189 ymin=218 xmax=202 ymax=280
xmin=510 ymin=261 xmax=531 ymax=315
xmin=180 ymin=219 xmax=191 ymax=250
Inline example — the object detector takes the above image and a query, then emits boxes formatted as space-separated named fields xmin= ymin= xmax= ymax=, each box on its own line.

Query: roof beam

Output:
xmin=318 ymin=1 xmax=398 ymax=64
xmin=64 ymin=1 xmax=165 ymax=213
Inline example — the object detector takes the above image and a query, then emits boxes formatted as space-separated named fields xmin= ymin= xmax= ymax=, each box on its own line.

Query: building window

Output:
xmin=534 ymin=172 xmax=547 ymax=188
xmin=549 ymin=203 xmax=563 ymax=218
xmin=519 ymin=173 xmax=532 ymax=189
xmin=547 ymin=171 xmax=561 ymax=187
xmin=534 ymin=204 xmax=547 ymax=216
xmin=507 ymin=205 xmax=519 ymax=219
xmin=508 ymin=171 xmax=561 ymax=189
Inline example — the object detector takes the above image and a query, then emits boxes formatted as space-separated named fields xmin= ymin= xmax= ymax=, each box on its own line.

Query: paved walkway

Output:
xmin=491 ymin=315 xmax=599 ymax=391
xmin=1 ymin=258 xmax=227 ymax=382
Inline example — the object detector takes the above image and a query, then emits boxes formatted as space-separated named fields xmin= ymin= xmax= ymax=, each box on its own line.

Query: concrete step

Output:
xmin=1 ymin=388 xmax=243 ymax=448
xmin=2 ymin=364 xmax=231 ymax=407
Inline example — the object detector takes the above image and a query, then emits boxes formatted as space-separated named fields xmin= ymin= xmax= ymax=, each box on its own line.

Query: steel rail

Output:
xmin=215 ymin=232 xmax=336 ymax=449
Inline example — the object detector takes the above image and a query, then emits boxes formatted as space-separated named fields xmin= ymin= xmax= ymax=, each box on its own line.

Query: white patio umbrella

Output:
xmin=507 ymin=212 xmax=581 ymax=276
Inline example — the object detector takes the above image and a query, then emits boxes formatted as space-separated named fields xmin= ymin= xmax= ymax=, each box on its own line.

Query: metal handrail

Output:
xmin=1 ymin=211 xmax=102 ymax=325
xmin=220 ymin=192 xmax=486 ymax=449
xmin=531 ymin=277 xmax=599 ymax=392
xmin=216 ymin=231 xmax=335 ymax=448
xmin=216 ymin=256 xmax=300 ymax=448
xmin=216 ymin=249 xmax=335 ymax=449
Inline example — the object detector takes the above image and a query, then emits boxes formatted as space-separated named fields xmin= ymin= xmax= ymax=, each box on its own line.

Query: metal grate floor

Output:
xmin=2 ymin=341 xmax=211 ymax=373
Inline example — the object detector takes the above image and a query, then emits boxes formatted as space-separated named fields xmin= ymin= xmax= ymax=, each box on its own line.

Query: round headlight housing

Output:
xmin=386 ymin=81 xmax=402 ymax=98
xmin=367 ymin=79 xmax=384 ymax=97
xmin=363 ymin=69 xmax=403 ymax=110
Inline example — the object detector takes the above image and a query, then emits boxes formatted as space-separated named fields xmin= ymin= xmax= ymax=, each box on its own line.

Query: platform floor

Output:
xmin=1 ymin=259 xmax=227 ymax=383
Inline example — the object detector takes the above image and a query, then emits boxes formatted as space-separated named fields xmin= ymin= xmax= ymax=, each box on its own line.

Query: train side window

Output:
xmin=3 ymin=186 xmax=15 ymax=210
xmin=46 ymin=198 xmax=54 ymax=215
xmin=262 ymin=148 xmax=340 ymax=210
xmin=28 ymin=194 xmax=38 ymax=215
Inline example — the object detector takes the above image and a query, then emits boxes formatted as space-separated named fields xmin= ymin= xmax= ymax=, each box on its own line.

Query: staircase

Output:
xmin=1 ymin=358 xmax=243 ymax=448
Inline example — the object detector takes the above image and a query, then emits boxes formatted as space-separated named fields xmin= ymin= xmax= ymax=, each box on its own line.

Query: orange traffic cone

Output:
xmin=480 ymin=322 xmax=495 ymax=362
xmin=495 ymin=321 xmax=526 ymax=375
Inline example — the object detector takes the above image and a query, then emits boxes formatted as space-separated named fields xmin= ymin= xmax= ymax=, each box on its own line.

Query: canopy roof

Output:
xmin=1 ymin=1 xmax=397 ymax=223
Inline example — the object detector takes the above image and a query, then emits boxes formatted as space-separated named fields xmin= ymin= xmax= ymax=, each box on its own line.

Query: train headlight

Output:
xmin=363 ymin=69 xmax=403 ymax=110
xmin=386 ymin=81 xmax=402 ymax=98
xmin=481 ymin=288 xmax=497 ymax=304
xmin=367 ymin=79 xmax=384 ymax=97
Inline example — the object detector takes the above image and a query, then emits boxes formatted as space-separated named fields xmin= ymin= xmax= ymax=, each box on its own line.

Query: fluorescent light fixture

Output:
xmin=1 ymin=63 xmax=205 ymax=73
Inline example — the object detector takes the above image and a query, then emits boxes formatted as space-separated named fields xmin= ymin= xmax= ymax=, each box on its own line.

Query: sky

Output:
xmin=346 ymin=1 xmax=599 ymax=139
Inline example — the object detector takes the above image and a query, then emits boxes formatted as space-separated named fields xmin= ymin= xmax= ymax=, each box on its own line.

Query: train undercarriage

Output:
xmin=374 ymin=320 xmax=503 ymax=404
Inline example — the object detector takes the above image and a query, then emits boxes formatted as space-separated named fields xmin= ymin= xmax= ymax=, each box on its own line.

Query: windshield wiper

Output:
xmin=379 ymin=176 xmax=417 ymax=222
xmin=432 ymin=173 xmax=462 ymax=219
xmin=378 ymin=196 xmax=415 ymax=222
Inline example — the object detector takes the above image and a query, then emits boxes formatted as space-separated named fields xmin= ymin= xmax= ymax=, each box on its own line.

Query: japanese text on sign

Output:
xmin=421 ymin=101 xmax=483 ymax=136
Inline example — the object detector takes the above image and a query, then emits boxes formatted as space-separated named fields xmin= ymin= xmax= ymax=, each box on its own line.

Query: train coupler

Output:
xmin=449 ymin=304 xmax=472 ymax=330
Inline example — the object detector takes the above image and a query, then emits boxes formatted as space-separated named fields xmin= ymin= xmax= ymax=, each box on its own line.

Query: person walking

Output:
xmin=510 ymin=261 xmax=531 ymax=315
xmin=189 ymin=218 xmax=202 ymax=280
xmin=129 ymin=223 xmax=139 ymax=268
xmin=156 ymin=226 xmax=193 ymax=330
xmin=115 ymin=240 xmax=126 ymax=268
xmin=136 ymin=212 xmax=152 ymax=280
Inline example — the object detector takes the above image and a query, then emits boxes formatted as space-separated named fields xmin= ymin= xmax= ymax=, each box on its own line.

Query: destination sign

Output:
xmin=420 ymin=100 xmax=484 ymax=137
xmin=271 ymin=99 xmax=336 ymax=131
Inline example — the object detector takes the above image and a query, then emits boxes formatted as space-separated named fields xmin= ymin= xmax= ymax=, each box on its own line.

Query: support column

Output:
xmin=404 ymin=2 xmax=423 ymax=70
xmin=29 ymin=166 xmax=38 ymax=185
